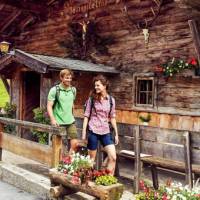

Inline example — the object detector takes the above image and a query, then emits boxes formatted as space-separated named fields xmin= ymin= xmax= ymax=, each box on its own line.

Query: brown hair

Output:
xmin=59 ymin=69 xmax=73 ymax=79
xmin=90 ymin=74 xmax=109 ymax=101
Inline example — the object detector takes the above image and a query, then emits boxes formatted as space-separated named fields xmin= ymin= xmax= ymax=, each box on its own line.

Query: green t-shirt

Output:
xmin=48 ymin=84 xmax=76 ymax=125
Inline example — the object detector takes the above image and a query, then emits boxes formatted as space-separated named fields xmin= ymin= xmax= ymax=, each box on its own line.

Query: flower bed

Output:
xmin=136 ymin=180 xmax=200 ymax=200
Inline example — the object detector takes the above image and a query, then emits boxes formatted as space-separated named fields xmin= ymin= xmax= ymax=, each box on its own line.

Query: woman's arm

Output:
xmin=82 ymin=117 xmax=89 ymax=141
xmin=110 ymin=117 xmax=119 ymax=145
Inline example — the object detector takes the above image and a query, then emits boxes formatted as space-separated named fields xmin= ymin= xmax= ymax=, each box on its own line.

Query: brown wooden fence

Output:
xmin=0 ymin=117 xmax=66 ymax=167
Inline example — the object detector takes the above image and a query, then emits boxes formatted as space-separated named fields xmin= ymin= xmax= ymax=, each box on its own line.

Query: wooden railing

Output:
xmin=0 ymin=117 xmax=66 ymax=167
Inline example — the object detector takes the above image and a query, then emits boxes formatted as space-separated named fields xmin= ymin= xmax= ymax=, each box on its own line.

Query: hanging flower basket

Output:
xmin=162 ymin=57 xmax=198 ymax=77
xmin=154 ymin=57 xmax=198 ymax=78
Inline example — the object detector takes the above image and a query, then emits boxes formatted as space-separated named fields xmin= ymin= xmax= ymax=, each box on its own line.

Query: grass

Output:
xmin=0 ymin=79 xmax=9 ymax=108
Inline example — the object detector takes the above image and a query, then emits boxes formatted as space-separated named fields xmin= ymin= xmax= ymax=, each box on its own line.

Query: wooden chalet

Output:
xmin=0 ymin=0 xmax=200 ymax=132
xmin=0 ymin=0 xmax=200 ymax=192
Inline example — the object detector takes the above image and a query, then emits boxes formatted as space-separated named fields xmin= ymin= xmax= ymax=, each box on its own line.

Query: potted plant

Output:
xmin=139 ymin=113 xmax=151 ymax=126
xmin=161 ymin=57 xmax=198 ymax=77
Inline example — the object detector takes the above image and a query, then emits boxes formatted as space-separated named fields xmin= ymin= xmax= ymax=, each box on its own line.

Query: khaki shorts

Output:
xmin=62 ymin=123 xmax=78 ymax=139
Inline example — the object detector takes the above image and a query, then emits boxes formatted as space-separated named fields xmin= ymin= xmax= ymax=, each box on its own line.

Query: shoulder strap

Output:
xmin=109 ymin=95 xmax=113 ymax=117
xmin=53 ymin=85 xmax=60 ymax=108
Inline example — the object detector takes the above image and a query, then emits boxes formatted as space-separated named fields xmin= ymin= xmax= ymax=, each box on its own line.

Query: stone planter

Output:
xmin=49 ymin=168 xmax=124 ymax=200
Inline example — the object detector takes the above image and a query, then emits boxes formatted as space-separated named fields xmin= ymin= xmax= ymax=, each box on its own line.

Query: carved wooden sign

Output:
xmin=65 ymin=0 xmax=120 ymax=14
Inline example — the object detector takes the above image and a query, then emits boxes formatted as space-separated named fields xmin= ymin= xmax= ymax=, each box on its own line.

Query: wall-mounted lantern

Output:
xmin=0 ymin=41 xmax=11 ymax=54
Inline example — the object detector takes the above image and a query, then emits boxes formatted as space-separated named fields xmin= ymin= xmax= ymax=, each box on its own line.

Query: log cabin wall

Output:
xmin=13 ymin=0 xmax=200 ymax=131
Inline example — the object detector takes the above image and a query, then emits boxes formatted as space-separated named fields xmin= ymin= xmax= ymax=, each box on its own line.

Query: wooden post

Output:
xmin=0 ymin=123 xmax=3 ymax=161
xmin=134 ymin=125 xmax=141 ymax=193
xmin=151 ymin=165 xmax=159 ymax=189
xmin=188 ymin=20 xmax=200 ymax=65
xmin=52 ymin=134 xmax=62 ymax=168
xmin=183 ymin=131 xmax=193 ymax=189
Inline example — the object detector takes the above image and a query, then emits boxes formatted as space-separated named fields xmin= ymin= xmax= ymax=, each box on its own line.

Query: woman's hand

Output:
xmin=115 ymin=135 xmax=119 ymax=145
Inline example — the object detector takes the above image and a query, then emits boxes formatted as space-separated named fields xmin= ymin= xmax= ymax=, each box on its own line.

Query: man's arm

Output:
xmin=47 ymin=100 xmax=59 ymax=126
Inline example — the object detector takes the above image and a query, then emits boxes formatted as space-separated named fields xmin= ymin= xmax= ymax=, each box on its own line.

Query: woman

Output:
xmin=82 ymin=75 xmax=119 ymax=175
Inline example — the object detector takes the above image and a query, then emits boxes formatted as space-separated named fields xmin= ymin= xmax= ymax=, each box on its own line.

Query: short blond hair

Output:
xmin=59 ymin=69 xmax=73 ymax=78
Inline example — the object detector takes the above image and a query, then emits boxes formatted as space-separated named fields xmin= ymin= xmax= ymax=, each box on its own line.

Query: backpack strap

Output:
xmin=53 ymin=85 xmax=60 ymax=108
xmin=108 ymin=95 xmax=113 ymax=118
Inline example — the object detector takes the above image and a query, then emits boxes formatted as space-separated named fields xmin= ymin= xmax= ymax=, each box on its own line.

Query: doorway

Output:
xmin=21 ymin=71 xmax=40 ymax=121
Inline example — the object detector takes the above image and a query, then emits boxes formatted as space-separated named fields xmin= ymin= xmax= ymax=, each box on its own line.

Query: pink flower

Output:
xmin=162 ymin=193 xmax=168 ymax=200
xmin=154 ymin=192 xmax=159 ymax=198
xmin=139 ymin=180 xmax=145 ymax=190
xmin=71 ymin=176 xmax=80 ymax=185
xmin=62 ymin=156 xmax=72 ymax=164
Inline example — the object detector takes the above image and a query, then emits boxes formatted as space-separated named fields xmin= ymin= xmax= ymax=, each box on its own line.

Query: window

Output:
xmin=136 ymin=77 xmax=154 ymax=107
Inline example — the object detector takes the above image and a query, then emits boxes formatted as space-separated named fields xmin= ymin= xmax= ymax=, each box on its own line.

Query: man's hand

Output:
xmin=50 ymin=118 xmax=59 ymax=127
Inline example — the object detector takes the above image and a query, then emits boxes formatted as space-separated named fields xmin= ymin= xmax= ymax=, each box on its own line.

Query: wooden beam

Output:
xmin=188 ymin=20 xmax=200 ymax=64
xmin=0 ymin=10 xmax=21 ymax=33
xmin=18 ymin=15 xmax=35 ymax=31
xmin=134 ymin=125 xmax=141 ymax=194
xmin=0 ymin=132 xmax=52 ymax=166
xmin=0 ymin=3 xmax=5 ymax=11
xmin=51 ymin=134 xmax=62 ymax=168
xmin=183 ymin=131 xmax=193 ymax=189
xmin=0 ymin=117 xmax=66 ymax=136
xmin=1 ymin=0 xmax=48 ymax=15
xmin=14 ymin=49 xmax=48 ymax=73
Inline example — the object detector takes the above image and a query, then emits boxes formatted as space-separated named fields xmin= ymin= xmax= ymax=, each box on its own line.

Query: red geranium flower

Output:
xmin=189 ymin=58 xmax=197 ymax=66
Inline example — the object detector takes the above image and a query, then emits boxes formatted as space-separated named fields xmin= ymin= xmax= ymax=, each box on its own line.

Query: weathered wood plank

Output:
xmin=183 ymin=131 xmax=193 ymax=188
xmin=140 ymin=140 xmax=185 ymax=162
xmin=134 ymin=125 xmax=140 ymax=194
xmin=141 ymin=157 xmax=200 ymax=173
xmin=0 ymin=132 xmax=52 ymax=166
xmin=52 ymin=134 xmax=62 ymax=168
xmin=188 ymin=20 xmax=200 ymax=64
xmin=0 ymin=117 xmax=66 ymax=136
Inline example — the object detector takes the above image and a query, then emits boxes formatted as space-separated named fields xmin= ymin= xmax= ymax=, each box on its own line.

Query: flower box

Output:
xmin=49 ymin=168 xmax=124 ymax=200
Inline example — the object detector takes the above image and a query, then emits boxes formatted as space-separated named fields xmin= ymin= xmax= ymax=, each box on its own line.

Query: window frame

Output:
xmin=135 ymin=76 xmax=155 ymax=107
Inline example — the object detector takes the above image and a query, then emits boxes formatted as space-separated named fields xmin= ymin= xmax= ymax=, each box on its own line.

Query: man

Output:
xmin=47 ymin=69 xmax=78 ymax=154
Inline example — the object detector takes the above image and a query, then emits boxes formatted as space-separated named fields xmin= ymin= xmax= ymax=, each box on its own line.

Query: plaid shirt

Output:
xmin=84 ymin=95 xmax=116 ymax=135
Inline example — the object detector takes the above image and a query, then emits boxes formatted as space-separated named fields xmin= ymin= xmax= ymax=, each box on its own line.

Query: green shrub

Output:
xmin=32 ymin=107 xmax=50 ymax=144
xmin=1 ymin=102 xmax=17 ymax=134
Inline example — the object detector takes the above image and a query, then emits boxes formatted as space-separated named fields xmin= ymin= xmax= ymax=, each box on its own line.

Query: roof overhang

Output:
xmin=0 ymin=49 xmax=120 ymax=74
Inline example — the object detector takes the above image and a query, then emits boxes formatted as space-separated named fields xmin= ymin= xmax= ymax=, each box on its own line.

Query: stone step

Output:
xmin=0 ymin=162 xmax=50 ymax=199
xmin=0 ymin=161 xmax=135 ymax=200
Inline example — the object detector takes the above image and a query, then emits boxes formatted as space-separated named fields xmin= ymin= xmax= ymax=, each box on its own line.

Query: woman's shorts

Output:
xmin=87 ymin=131 xmax=114 ymax=150
xmin=61 ymin=123 xmax=78 ymax=139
